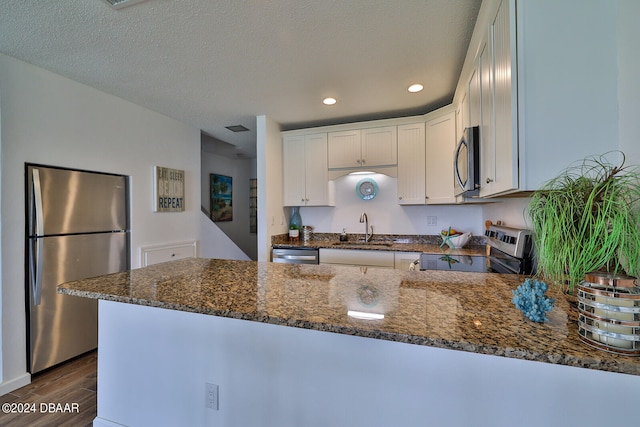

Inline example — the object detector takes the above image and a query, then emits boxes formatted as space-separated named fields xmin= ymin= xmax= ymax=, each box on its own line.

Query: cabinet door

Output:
xmin=479 ymin=40 xmax=496 ymax=197
xmin=397 ymin=123 xmax=426 ymax=205
xmin=425 ymin=112 xmax=456 ymax=204
xmin=304 ymin=133 xmax=332 ymax=206
xmin=283 ymin=135 xmax=307 ymax=206
xmin=491 ymin=0 xmax=518 ymax=195
xmin=327 ymin=130 xmax=361 ymax=169
xmin=361 ymin=126 xmax=397 ymax=167
xmin=457 ymin=91 xmax=469 ymax=140
xmin=468 ymin=66 xmax=481 ymax=127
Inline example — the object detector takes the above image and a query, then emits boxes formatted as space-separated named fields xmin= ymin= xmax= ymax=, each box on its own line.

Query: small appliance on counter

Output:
xmin=302 ymin=225 xmax=313 ymax=242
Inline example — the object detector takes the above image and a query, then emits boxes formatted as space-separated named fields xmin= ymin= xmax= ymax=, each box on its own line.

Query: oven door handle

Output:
xmin=489 ymin=255 xmax=519 ymax=274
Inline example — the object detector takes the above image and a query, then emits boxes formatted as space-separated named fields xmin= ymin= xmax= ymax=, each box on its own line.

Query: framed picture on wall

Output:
xmin=210 ymin=174 xmax=233 ymax=221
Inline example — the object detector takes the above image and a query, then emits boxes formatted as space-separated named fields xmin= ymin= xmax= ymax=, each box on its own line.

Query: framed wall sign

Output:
xmin=211 ymin=173 xmax=233 ymax=221
xmin=154 ymin=166 xmax=185 ymax=212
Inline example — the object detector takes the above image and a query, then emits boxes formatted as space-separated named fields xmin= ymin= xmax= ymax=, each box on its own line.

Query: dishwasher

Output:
xmin=271 ymin=247 xmax=319 ymax=264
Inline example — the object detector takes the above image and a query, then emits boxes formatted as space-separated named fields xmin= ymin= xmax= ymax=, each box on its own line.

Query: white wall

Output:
xmin=257 ymin=115 xmax=286 ymax=261
xmin=299 ymin=173 xmax=486 ymax=237
xmin=0 ymin=53 xmax=238 ymax=395
xmin=200 ymin=147 xmax=257 ymax=260
xmin=482 ymin=197 xmax=530 ymax=229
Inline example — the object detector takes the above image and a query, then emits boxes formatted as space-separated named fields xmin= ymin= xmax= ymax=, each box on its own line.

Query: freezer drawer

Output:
xmin=27 ymin=165 xmax=128 ymax=236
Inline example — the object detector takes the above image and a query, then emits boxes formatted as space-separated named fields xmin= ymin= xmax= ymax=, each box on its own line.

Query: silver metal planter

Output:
xmin=577 ymin=272 xmax=640 ymax=356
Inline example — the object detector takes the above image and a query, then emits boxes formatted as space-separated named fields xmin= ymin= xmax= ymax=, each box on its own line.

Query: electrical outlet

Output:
xmin=427 ymin=216 xmax=437 ymax=226
xmin=206 ymin=383 xmax=219 ymax=410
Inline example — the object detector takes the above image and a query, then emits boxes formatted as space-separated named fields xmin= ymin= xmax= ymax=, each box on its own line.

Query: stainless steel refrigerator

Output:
xmin=26 ymin=164 xmax=130 ymax=373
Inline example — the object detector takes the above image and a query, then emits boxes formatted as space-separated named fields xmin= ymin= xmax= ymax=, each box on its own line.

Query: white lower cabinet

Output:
xmin=319 ymin=248 xmax=395 ymax=268
xmin=394 ymin=252 xmax=421 ymax=270
xmin=319 ymin=249 xmax=421 ymax=270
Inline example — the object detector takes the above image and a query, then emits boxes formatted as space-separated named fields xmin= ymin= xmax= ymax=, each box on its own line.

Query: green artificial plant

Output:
xmin=527 ymin=152 xmax=640 ymax=290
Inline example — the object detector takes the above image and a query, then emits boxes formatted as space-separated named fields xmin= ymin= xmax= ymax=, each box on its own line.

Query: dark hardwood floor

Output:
xmin=0 ymin=350 xmax=97 ymax=427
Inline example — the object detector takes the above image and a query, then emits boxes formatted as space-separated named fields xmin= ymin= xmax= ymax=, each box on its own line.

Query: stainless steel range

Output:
xmin=485 ymin=224 xmax=534 ymax=275
xmin=417 ymin=225 xmax=534 ymax=274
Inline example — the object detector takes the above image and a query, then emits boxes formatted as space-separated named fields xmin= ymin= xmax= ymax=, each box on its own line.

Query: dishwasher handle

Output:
xmin=272 ymin=249 xmax=319 ymax=264
xmin=276 ymin=255 xmax=318 ymax=261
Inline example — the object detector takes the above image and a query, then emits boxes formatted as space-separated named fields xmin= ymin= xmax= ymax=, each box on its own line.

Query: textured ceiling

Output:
xmin=0 ymin=0 xmax=482 ymax=158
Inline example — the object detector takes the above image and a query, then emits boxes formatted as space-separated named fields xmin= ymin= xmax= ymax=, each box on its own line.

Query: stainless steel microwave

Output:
xmin=453 ymin=126 xmax=480 ymax=197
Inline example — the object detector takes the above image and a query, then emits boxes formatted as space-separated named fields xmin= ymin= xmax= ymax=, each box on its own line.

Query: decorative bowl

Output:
xmin=446 ymin=232 xmax=471 ymax=249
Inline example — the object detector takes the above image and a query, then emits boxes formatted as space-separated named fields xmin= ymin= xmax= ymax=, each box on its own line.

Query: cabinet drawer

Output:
xmin=140 ymin=241 xmax=198 ymax=266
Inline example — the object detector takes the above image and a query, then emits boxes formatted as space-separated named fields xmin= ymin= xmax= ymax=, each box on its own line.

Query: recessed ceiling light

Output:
xmin=408 ymin=84 xmax=424 ymax=93
xmin=323 ymin=97 xmax=337 ymax=105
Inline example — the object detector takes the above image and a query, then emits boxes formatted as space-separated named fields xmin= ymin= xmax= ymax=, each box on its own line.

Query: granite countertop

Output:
xmin=58 ymin=258 xmax=640 ymax=376
xmin=272 ymin=232 xmax=487 ymax=256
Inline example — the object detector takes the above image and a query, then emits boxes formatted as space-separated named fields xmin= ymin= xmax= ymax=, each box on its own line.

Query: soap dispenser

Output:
xmin=340 ymin=228 xmax=348 ymax=242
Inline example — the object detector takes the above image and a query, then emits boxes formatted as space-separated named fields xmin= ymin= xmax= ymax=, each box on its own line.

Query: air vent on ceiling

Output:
xmin=225 ymin=125 xmax=250 ymax=133
xmin=102 ymin=0 xmax=148 ymax=9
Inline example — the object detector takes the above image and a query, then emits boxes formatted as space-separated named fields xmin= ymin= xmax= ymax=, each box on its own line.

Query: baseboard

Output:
xmin=0 ymin=372 xmax=31 ymax=397
xmin=93 ymin=416 xmax=128 ymax=427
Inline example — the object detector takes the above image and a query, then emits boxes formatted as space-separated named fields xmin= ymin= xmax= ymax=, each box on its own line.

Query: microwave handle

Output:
xmin=454 ymin=141 xmax=466 ymax=190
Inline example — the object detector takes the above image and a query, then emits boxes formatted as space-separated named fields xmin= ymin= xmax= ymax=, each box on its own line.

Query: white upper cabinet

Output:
xmin=283 ymin=133 xmax=334 ymax=207
xmin=491 ymin=0 xmax=518 ymax=195
xmin=457 ymin=0 xmax=618 ymax=198
xmin=480 ymin=0 xmax=517 ymax=197
xmin=283 ymin=134 xmax=306 ymax=206
xmin=326 ymin=130 xmax=361 ymax=169
xmin=328 ymin=126 xmax=397 ymax=170
xmin=456 ymin=91 xmax=469 ymax=141
xmin=425 ymin=111 xmax=456 ymax=204
xmin=396 ymin=109 xmax=457 ymax=206
xmin=361 ymin=126 xmax=398 ymax=167
xmin=468 ymin=65 xmax=481 ymax=128
xmin=397 ymin=122 xmax=426 ymax=205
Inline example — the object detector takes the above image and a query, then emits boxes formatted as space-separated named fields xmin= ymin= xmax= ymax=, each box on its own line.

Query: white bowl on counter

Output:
xmin=446 ymin=232 xmax=471 ymax=249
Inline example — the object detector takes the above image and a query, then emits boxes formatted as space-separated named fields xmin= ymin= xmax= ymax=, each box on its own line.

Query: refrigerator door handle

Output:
xmin=29 ymin=238 xmax=43 ymax=306
xmin=31 ymin=168 xmax=44 ymax=305
xmin=32 ymin=168 xmax=44 ymax=236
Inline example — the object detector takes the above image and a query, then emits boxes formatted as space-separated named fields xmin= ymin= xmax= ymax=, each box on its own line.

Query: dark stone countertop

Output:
xmin=58 ymin=258 xmax=640 ymax=376
xmin=272 ymin=232 xmax=488 ymax=256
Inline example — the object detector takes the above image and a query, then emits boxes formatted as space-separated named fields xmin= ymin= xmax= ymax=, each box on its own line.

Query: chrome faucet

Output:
xmin=359 ymin=212 xmax=373 ymax=242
